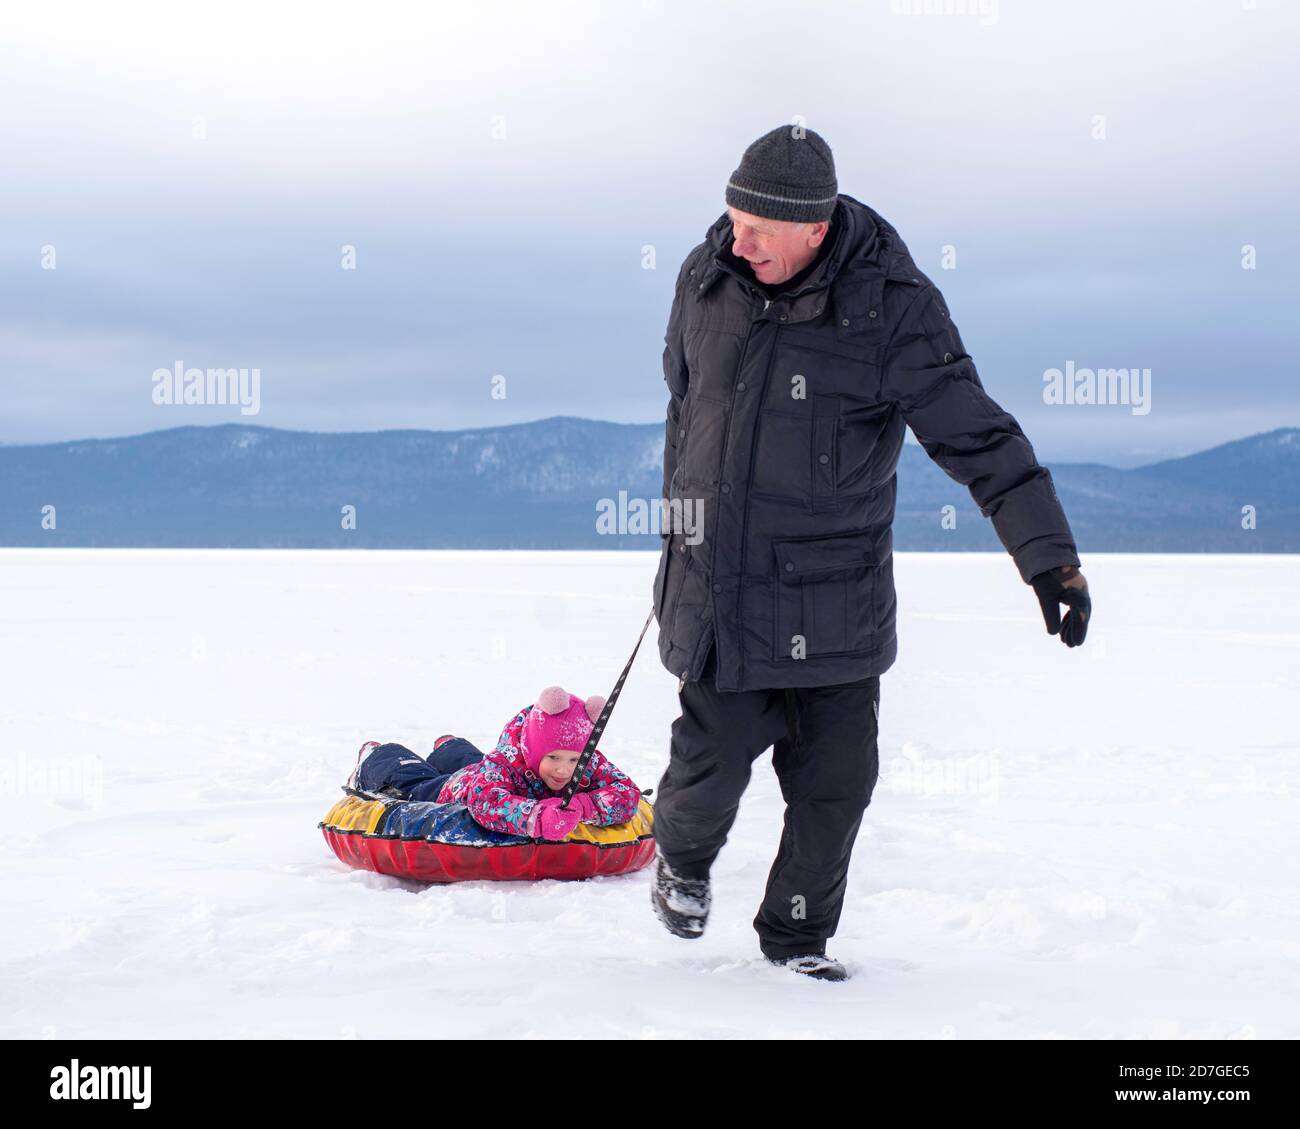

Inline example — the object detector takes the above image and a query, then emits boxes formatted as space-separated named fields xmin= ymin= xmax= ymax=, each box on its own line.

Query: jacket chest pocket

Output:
xmin=811 ymin=398 xmax=839 ymax=503
xmin=830 ymin=275 xmax=889 ymax=347
xmin=776 ymin=330 xmax=883 ymax=402
xmin=684 ymin=316 xmax=751 ymax=403
xmin=811 ymin=394 xmax=894 ymax=506
xmin=769 ymin=333 xmax=884 ymax=508
xmin=771 ymin=528 xmax=881 ymax=661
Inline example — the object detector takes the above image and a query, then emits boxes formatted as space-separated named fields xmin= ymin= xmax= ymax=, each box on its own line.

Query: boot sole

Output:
xmin=771 ymin=957 xmax=850 ymax=982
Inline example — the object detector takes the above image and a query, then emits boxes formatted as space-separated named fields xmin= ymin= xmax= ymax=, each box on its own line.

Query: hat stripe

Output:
xmin=727 ymin=180 xmax=839 ymax=206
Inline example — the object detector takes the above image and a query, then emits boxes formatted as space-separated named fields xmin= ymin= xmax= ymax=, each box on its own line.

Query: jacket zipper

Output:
xmin=705 ymin=291 xmax=772 ymax=686
xmin=735 ymin=300 xmax=782 ymax=687
xmin=708 ymin=292 xmax=767 ymax=566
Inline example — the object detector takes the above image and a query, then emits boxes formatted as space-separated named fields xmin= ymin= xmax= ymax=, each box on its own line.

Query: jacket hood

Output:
xmin=702 ymin=193 xmax=922 ymax=298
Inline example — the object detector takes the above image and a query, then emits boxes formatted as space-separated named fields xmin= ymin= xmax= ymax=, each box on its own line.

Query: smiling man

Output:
xmin=649 ymin=124 xmax=1091 ymax=981
xmin=729 ymin=202 xmax=832 ymax=293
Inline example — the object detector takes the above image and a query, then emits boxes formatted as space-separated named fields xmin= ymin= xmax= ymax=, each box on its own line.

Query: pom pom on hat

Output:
xmin=536 ymin=685 xmax=571 ymax=715
xmin=521 ymin=686 xmax=604 ymax=775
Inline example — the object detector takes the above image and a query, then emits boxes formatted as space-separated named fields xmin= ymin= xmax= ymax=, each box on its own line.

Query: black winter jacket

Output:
xmin=652 ymin=193 xmax=1080 ymax=692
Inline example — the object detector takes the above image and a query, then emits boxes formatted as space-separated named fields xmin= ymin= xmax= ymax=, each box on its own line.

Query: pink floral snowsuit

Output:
xmin=437 ymin=706 xmax=641 ymax=837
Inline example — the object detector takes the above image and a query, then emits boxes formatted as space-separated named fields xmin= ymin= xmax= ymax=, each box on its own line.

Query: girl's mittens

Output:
xmin=567 ymin=792 xmax=601 ymax=824
xmin=534 ymin=798 xmax=582 ymax=841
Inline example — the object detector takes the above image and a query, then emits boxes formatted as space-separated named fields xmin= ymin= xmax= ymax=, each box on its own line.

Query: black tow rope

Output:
xmin=560 ymin=605 xmax=656 ymax=810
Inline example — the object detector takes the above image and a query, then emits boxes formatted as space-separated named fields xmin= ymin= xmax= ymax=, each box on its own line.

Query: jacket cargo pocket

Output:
xmin=772 ymin=527 xmax=880 ymax=660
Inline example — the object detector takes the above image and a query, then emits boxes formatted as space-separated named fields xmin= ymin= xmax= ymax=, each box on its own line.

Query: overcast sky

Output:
xmin=2 ymin=0 xmax=1297 ymax=466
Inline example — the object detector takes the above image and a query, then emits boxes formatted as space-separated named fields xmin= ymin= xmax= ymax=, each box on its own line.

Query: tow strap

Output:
xmin=560 ymin=606 xmax=656 ymax=809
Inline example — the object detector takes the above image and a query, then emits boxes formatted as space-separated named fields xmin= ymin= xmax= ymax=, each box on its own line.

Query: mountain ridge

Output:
xmin=2 ymin=418 xmax=1296 ymax=551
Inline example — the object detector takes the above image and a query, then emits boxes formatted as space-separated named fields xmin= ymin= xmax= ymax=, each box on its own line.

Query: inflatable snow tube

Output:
xmin=320 ymin=792 xmax=657 ymax=883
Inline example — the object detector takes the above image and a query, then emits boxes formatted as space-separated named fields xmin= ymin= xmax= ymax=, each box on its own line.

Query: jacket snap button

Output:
xmin=720 ymin=482 xmax=731 ymax=494
xmin=868 ymin=309 xmax=877 ymax=318
xmin=736 ymin=381 xmax=746 ymax=391
xmin=841 ymin=318 xmax=850 ymax=327
xmin=712 ymin=583 xmax=722 ymax=594
xmin=944 ymin=352 xmax=954 ymax=363
xmin=784 ymin=562 xmax=795 ymax=572
xmin=698 ymin=282 xmax=705 ymax=290
xmin=678 ymin=544 xmax=685 ymax=552
xmin=818 ymin=453 xmax=829 ymax=464
xmin=679 ymin=427 xmax=686 ymax=437
xmin=689 ymin=268 xmax=695 ymax=276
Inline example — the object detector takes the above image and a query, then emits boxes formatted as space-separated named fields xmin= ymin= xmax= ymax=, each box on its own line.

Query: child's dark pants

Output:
xmin=355 ymin=738 xmax=484 ymax=801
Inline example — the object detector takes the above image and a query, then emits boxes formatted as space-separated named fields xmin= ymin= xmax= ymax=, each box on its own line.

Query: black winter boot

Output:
xmin=650 ymin=857 xmax=711 ymax=939
xmin=770 ymin=954 xmax=850 ymax=982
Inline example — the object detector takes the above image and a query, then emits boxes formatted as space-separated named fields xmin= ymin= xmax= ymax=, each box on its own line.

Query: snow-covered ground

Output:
xmin=1 ymin=548 xmax=1295 ymax=1038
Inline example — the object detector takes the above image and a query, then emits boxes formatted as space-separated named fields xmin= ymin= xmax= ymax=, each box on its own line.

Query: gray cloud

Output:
xmin=2 ymin=0 xmax=1297 ymax=465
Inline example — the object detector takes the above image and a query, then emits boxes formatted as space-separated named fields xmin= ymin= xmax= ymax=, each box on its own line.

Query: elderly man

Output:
xmin=649 ymin=125 xmax=1091 ymax=981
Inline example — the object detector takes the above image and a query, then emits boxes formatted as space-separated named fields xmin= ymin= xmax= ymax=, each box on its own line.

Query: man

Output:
xmin=649 ymin=125 xmax=1091 ymax=982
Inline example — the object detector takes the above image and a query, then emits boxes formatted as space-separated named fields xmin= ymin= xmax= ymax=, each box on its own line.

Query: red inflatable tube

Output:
xmin=323 ymin=828 xmax=658 ymax=883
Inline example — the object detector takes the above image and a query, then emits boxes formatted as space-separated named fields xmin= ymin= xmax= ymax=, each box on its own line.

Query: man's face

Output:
xmin=728 ymin=206 xmax=830 ymax=287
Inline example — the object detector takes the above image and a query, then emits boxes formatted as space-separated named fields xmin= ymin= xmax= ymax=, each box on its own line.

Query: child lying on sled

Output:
xmin=349 ymin=685 xmax=642 ymax=841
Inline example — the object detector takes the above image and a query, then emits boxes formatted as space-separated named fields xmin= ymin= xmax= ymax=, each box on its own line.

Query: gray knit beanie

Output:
xmin=725 ymin=125 xmax=838 ymax=223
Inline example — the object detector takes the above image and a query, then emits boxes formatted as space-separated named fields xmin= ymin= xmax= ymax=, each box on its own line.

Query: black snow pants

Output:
xmin=653 ymin=642 xmax=881 ymax=960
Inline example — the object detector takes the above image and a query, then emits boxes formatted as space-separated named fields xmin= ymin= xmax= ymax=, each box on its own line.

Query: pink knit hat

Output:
xmin=521 ymin=686 xmax=607 ymax=774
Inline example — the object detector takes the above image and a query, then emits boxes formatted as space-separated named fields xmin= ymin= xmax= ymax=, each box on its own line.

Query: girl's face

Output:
xmin=538 ymin=750 xmax=581 ymax=791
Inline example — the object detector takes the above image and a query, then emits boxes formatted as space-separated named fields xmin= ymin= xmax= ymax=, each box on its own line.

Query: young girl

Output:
xmin=349 ymin=686 xmax=642 ymax=841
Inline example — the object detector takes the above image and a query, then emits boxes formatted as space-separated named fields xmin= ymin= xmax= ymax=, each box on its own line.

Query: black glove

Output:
xmin=1030 ymin=564 xmax=1091 ymax=647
